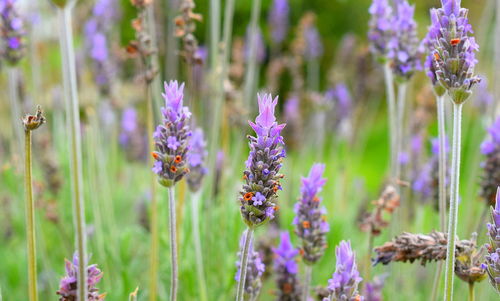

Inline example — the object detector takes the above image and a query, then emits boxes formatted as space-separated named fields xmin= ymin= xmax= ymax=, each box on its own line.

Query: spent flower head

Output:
xmin=151 ymin=81 xmax=192 ymax=187
xmin=23 ymin=105 xmax=46 ymax=132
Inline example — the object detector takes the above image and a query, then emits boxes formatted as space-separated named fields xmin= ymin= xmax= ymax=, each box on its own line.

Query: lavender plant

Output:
xmin=235 ymin=230 xmax=265 ymax=301
xmin=56 ymin=253 xmax=105 ymax=301
xmin=293 ymin=163 xmax=329 ymax=299
xmin=151 ymin=80 xmax=192 ymax=301
xmin=484 ymin=188 xmax=500 ymax=295
xmin=236 ymin=93 xmax=285 ymax=301
xmin=22 ymin=106 xmax=46 ymax=301
xmin=480 ymin=117 xmax=500 ymax=207
xmin=323 ymin=241 xmax=363 ymax=301
xmin=268 ymin=0 xmax=289 ymax=50
xmin=426 ymin=1 xmax=481 ymax=299
xmin=273 ymin=231 xmax=301 ymax=301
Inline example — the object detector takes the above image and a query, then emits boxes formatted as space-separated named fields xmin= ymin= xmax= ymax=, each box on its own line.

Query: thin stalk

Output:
xmin=495 ymin=0 xmax=500 ymax=116
xmin=148 ymin=83 xmax=159 ymax=301
xmin=242 ymin=0 xmax=262 ymax=110
xmin=436 ymin=95 xmax=447 ymax=231
xmin=383 ymin=63 xmax=397 ymax=182
xmin=191 ymin=191 xmax=208 ymax=301
xmin=395 ymin=82 xmax=407 ymax=187
xmin=443 ymin=103 xmax=463 ymax=301
xmin=302 ymin=265 xmax=312 ymax=301
xmin=57 ymin=6 xmax=87 ymax=300
xmin=431 ymin=262 xmax=443 ymax=301
xmin=468 ymin=283 xmax=475 ymax=301
xmin=8 ymin=67 xmax=23 ymax=158
xmin=365 ymin=230 xmax=374 ymax=282
xmin=210 ymin=0 xmax=220 ymax=69
xmin=168 ymin=186 xmax=179 ymax=301
xmin=307 ymin=58 xmax=320 ymax=92
xmin=24 ymin=129 xmax=38 ymax=301
xmin=235 ymin=228 xmax=254 ymax=301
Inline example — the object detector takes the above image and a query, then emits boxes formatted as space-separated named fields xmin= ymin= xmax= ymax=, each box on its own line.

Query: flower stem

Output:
xmin=302 ymin=265 xmax=312 ymax=301
xmin=395 ymin=81 xmax=407 ymax=188
xmin=468 ymin=283 xmax=474 ymax=301
xmin=242 ymin=0 xmax=262 ymax=110
xmin=436 ymin=95 xmax=447 ymax=231
xmin=443 ymin=102 xmax=463 ymax=301
xmin=430 ymin=261 xmax=443 ymax=301
xmin=383 ymin=63 xmax=397 ymax=182
xmin=365 ymin=230 xmax=374 ymax=282
xmin=57 ymin=6 xmax=87 ymax=300
xmin=235 ymin=228 xmax=254 ymax=301
xmin=8 ymin=67 xmax=23 ymax=158
xmin=168 ymin=186 xmax=178 ymax=301
xmin=191 ymin=191 xmax=208 ymax=301
xmin=24 ymin=129 xmax=38 ymax=301
xmin=147 ymin=83 xmax=159 ymax=301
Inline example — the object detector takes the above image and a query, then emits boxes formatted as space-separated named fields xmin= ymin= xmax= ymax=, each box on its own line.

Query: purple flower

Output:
xmin=326 ymin=83 xmax=353 ymax=127
xmin=426 ymin=0 xmax=480 ymax=103
xmin=480 ymin=117 xmax=500 ymax=207
xmin=186 ymin=127 xmax=208 ymax=192
xmin=325 ymin=241 xmax=363 ymax=301
xmin=388 ymin=0 xmax=422 ymax=79
xmin=56 ymin=253 xmax=105 ymax=301
xmin=245 ymin=26 xmax=266 ymax=64
xmin=240 ymin=93 xmax=286 ymax=228
xmin=473 ymin=76 xmax=494 ymax=112
xmin=152 ymin=81 xmax=192 ymax=187
xmin=273 ymin=231 xmax=301 ymax=300
xmin=484 ymin=187 xmax=500 ymax=293
xmin=364 ymin=274 xmax=387 ymax=301
xmin=294 ymin=163 xmax=329 ymax=264
xmin=0 ymin=0 xmax=25 ymax=65
xmin=368 ymin=0 xmax=394 ymax=59
xmin=235 ymin=230 xmax=265 ymax=299
xmin=268 ymin=0 xmax=289 ymax=45
xmin=304 ymin=24 xmax=323 ymax=61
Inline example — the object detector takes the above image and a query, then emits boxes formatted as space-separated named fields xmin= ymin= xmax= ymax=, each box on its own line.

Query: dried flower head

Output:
xmin=23 ymin=106 xmax=46 ymax=132
xmin=239 ymin=94 xmax=286 ymax=228
xmin=273 ymin=231 xmax=301 ymax=301
xmin=359 ymin=185 xmax=400 ymax=236
xmin=0 ymin=0 xmax=26 ymax=65
xmin=151 ymin=81 xmax=192 ymax=187
xmin=174 ymin=0 xmax=202 ymax=65
xmin=454 ymin=233 xmax=487 ymax=285
xmin=294 ymin=163 xmax=329 ymax=264
xmin=480 ymin=118 xmax=500 ymax=207
xmin=56 ymin=253 xmax=105 ymax=301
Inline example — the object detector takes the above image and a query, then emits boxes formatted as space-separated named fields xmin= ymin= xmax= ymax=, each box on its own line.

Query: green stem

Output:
xmin=302 ymin=265 xmax=312 ymax=301
xmin=395 ymin=81 xmax=407 ymax=187
xmin=431 ymin=261 xmax=443 ymax=301
xmin=191 ymin=191 xmax=207 ymax=301
xmin=468 ymin=282 xmax=474 ymax=301
xmin=8 ymin=67 xmax=23 ymax=159
xmin=57 ymin=6 xmax=87 ymax=300
xmin=24 ymin=130 xmax=38 ymax=301
xmin=383 ymin=63 xmax=397 ymax=182
xmin=443 ymin=102 xmax=463 ymax=301
xmin=147 ymin=84 xmax=159 ymax=301
xmin=365 ymin=230 xmax=374 ymax=282
xmin=242 ymin=0 xmax=262 ymax=111
xmin=436 ymin=95 xmax=447 ymax=231
xmin=235 ymin=228 xmax=254 ymax=301
xmin=168 ymin=186 xmax=178 ymax=301
xmin=210 ymin=0 xmax=220 ymax=69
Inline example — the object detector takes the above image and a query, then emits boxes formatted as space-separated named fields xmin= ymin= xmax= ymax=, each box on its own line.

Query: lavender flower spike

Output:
xmin=428 ymin=0 xmax=480 ymax=104
xmin=485 ymin=187 xmax=500 ymax=294
xmin=239 ymin=93 xmax=286 ymax=228
xmin=294 ymin=163 xmax=329 ymax=264
xmin=268 ymin=0 xmax=289 ymax=46
xmin=56 ymin=253 xmax=105 ymax=300
xmin=324 ymin=241 xmax=363 ymax=301
xmin=389 ymin=0 xmax=422 ymax=79
xmin=480 ymin=117 xmax=500 ymax=207
xmin=152 ymin=80 xmax=192 ymax=187
xmin=235 ymin=231 xmax=265 ymax=300
xmin=0 ymin=0 xmax=26 ymax=65
xmin=273 ymin=231 xmax=301 ymax=301
xmin=186 ymin=127 xmax=208 ymax=192
xmin=368 ymin=0 xmax=394 ymax=60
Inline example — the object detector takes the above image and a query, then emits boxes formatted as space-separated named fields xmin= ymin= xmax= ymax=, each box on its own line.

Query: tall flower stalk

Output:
xmin=426 ymin=1 xmax=481 ymax=299
xmin=236 ymin=94 xmax=286 ymax=301
xmin=293 ymin=163 xmax=328 ymax=300
xmin=50 ymin=0 xmax=88 ymax=299
xmin=22 ymin=106 xmax=46 ymax=301
xmin=484 ymin=188 xmax=500 ymax=294
xmin=273 ymin=231 xmax=301 ymax=301
xmin=151 ymin=81 xmax=192 ymax=301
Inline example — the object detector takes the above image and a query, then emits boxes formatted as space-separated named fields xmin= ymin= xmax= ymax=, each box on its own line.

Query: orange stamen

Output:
xmin=175 ymin=155 xmax=182 ymax=163
xmin=151 ymin=152 xmax=159 ymax=159
xmin=312 ymin=196 xmax=320 ymax=202
xmin=450 ymin=38 xmax=460 ymax=46
xmin=273 ymin=206 xmax=280 ymax=212
xmin=170 ymin=166 xmax=178 ymax=173
xmin=302 ymin=221 xmax=310 ymax=229
xmin=299 ymin=248 xmax=305 ymax=256
xmin=243 ymin=192 xmax=254 ymax=201
xmin=433 ymin=52 xmax=440 ymax=61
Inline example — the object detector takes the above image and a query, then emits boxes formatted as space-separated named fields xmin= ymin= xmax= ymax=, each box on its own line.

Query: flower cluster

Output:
xmin=388 ymin=0 xmax=422 ymax=79
xmin=0 ymin=0 xmax=25 ymax=65
xmin=273 ymin=231 xmax=301 ymax=301
xmin=245 ymin=26 xmax=266 ymax=64
xmin=480 ymin=117 xmax=500 ymax=207
xmin=235 ymin=230 xmax=265 ymax=300
xmin=239 ymin=94 xmax=286 ymax=228
xmin=368 ymin=0 xmax=393 ymax=60
xmin=359 ymin=185 xmax=400 ymax=236
xmin=427 ymin=0 xmax=480 ymax=104
xmin=119 ymin=107 xmax=147 ymax=161
xmin=56 ymin=253 xmax=105 ymax=301
xmin=84 ymin=0 xmax=120 ymax=95
xmin=152 ymin=81 xmax=192 ymax=187
xmin=303 ymin=20 xmax=323 ymax=61
xmin=324 ymin=241 xmax=362 ymax=301
xmin=268 ymin=0 xmax=289 ymax=46
xmin=174 ymin=0 xmax=203 ymax=65
xmin=23 ymin=106 xmax=46 ymax=132
xmin=294 ymin=163 xmax=329 ymax=264
xmin=484 ymin=188 xmax=500 ymax=293
xmin=186 ymin=127 xmax=208 ymax=192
